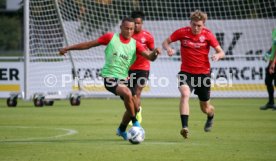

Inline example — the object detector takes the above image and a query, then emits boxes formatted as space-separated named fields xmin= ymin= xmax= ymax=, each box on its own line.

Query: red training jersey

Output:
xmin=170 ymin=26 xmax=219 ymax=74
xmin=97 ymin=32 xmax=146 ymax=54
xmin=129 ymin=30 xmax=155 ymax=71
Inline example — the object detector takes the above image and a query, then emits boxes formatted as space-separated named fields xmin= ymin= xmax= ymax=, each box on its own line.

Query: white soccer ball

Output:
xmin=128 ymin=126 xmax=145 ymax=144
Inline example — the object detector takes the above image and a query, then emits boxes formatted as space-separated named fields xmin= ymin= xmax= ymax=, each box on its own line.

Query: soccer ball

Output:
xmin=128 ymin=126 xmax=145 ymax=144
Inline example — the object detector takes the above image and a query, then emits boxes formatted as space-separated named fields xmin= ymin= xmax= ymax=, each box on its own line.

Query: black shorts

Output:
xmin=103 ymin=77 xmax=135 ymax=96
xmin=128 ymin=70 xmax=149 ymax=89
xmin=178 ymin=71 xmax=211 ymax=101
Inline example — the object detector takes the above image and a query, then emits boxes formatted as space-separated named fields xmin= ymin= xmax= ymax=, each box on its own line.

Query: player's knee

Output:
xmin=179 ymin=86 xmax=190 ymax=98
xmin=180 ymin=93 xmax=189 ymax=101
xmin=122 ymin=90 xmax=132 ymax=101
xmin=136 ymin=87 xmax=143 ymax=97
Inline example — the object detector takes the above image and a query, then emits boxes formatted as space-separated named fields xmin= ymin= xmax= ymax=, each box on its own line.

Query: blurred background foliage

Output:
xmin=0 ymin=0 xmax=275 ymax=56
xmin=0 ymin=15 xmax=22 ymax=51
xmin=0 ymin=0 xmax=23 ymax=56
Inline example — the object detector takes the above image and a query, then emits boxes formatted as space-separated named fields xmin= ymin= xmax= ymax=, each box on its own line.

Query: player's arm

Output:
xmin=211 ymin=45 xmax=225 ymax=61
xmin=147 ymin=33 xmax=155 ymax=51
xmin=162 ymin=29 xmax=182 ymax=56
xmin=269 ymin=46 xmax=276 ymax=74
xmin=136 ymin=41 xmax=161 ymax=61
xmin=140 ymin=48 xmax=161 ymax=61
xmin=59 ymin=40 xmax=100 ymax=55
xmin=162 ymin=37 xmax=175 ymax=56
xmin=59 ymin=32 xmax=113 ymax=55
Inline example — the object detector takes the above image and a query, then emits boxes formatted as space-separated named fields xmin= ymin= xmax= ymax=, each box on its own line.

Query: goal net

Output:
xmin=24 ymin=0 xmax=276 ymax=99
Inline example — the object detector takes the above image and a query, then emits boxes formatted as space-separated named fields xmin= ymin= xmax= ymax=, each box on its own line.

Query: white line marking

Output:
xmin=47 ymin=127 xmax=78 ymax=139
xmin=0 ymin=126 xmax=78 ymax=142
xmin=142 ymin=141 xmax=207 ymax=145
xmin=143 ymin=142 xmax=180 ymax=145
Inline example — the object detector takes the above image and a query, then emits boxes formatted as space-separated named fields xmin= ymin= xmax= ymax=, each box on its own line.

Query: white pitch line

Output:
xmin=0 ymin=126 xmax=78 ymax=142
xmin=142 ymin=141 xmax=208 ymax=146
xmin=142 ymin=142 xmax=180 ymax=145
xmin=44 ymin=127 xmax=78 ymax=139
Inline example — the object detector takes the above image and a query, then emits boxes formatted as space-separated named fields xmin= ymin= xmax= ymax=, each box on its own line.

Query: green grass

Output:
xmin=0 ymin=98 xmax=275 ymax=161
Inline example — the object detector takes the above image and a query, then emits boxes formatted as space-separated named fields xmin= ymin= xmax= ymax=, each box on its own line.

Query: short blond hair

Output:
xmin=190 ymin=10 xmax=208 ymax=23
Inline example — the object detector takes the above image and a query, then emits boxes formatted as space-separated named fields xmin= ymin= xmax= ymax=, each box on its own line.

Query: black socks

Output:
xmin=180 ymin=115 xmax=189 ymax=128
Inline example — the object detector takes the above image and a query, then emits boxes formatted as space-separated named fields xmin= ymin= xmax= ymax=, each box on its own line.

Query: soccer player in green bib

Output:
xmin=59 ymin=17 xmax=161 ymax=140
xmin=260 ymin=28 xmax=276 ymax=110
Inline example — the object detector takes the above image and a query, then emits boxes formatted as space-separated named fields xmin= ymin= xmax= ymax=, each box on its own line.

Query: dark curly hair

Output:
xmin=131 ymin=10 xmax=145 ymax=20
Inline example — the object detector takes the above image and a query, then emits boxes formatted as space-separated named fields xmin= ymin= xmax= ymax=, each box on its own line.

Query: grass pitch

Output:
xmin=0 ymin=98 xmax=275 ymax=161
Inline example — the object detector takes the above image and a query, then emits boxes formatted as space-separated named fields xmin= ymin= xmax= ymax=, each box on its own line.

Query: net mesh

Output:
xmin=26 ymin=0 xmax=276 ymax=99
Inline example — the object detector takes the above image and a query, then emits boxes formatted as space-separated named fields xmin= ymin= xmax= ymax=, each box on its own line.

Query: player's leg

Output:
xmin=134 ymin=86 xmax=143 ymax=123
xmin=116 ymin=84 xmax=140 ymax=124
xmin=179 ymin=85 xmax=191 ymax=138
xmin=134 ymin=70 xmax=149 ymax=124
xmin=260 ymin=63 xmax=275 ymax=110
xmin=116 ymin=99 xmax=141 ymax=140
xmin=199 ymin=101 xmax=214 ymax=132
xmin=196 ymin=74 xmax=214 ymax=132
xmin=104 ymin=78 xmax=139 ymax=140
xmin=132 ymin=95 xmax=140 ymax=112
xmin=115 ymin=84 xmax=141 ymax=140
xmin=129 ymin=70 xmax=149 ymax=124
xmin=178 ymin=72 xmax=192 ymax=139
xmin=135 ymin=85 xmax=143 ymax=107
xmin=273 ymin=70 xmax=276 ymax=110
xmin=116 ymin=84 xmax=136 ymax=118
xmin=127 ymin=94 xmax=141 ymax=126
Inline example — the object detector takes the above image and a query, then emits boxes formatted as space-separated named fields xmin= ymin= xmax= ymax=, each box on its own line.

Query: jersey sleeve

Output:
xmin=169 ymin=29 xmax=183 ymax=42
xmin=208 ymin=32 xmax=219 ymax=48
xmin=147 ymin=34 xmax=155 ymax=50
xmin=136 ymin=41 xmax=147 ymax=54
xmin=97 ymin=32 xmax=114 ymax=45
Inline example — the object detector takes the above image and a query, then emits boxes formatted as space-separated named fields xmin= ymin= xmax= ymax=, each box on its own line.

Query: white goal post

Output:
xmin=24 ymin=0 xmax=276 ymax=100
